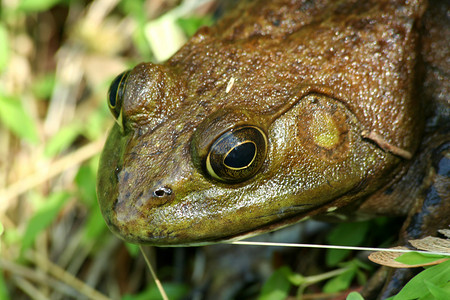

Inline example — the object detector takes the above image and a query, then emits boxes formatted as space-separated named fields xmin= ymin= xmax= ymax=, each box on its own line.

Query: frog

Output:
xmin=97 ymin=0 xmax=449 ymax=297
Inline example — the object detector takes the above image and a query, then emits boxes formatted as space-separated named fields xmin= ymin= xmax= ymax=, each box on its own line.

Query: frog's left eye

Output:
xmin=107 ymin=70 xmax=130 ymax=123
xmin=206 ymin=126 xmax=267 ymax=183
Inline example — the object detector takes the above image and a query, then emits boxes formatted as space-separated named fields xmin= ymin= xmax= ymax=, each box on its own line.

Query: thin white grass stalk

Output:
xmin=139 ymin=245 xmax=169 ymax=300
xmin=231 ymin=241 xmax=450 ymax=256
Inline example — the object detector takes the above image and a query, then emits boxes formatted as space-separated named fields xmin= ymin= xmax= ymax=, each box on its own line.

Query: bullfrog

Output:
xmin=97 ymin=0 xmax=449 ymax=296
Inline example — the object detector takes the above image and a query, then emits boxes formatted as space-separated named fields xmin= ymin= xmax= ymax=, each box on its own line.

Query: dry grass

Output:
xmin=0 ymin=1 xmax=215 ymax=299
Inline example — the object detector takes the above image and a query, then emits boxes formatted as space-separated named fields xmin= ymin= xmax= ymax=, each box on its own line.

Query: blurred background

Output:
xmin=0 ymin=1 xmax=402 ymax=299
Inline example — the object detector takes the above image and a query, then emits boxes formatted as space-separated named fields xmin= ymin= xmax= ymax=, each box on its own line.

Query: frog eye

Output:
xmin=107 ymin=70 xmax=130 ymax=123
xmin=206 ymin=126 xmax=267 ymax=182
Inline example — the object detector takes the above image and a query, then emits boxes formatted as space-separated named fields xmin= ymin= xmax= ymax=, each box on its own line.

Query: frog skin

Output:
xmin=98 ymin=0 xmax=449 ymax=280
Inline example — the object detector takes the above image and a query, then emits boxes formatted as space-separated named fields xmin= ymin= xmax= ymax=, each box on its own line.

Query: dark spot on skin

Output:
xmin=406 ymin=185 xmax=442 ymax=239
xmin=384 ymin=187 xmax=394 ymax=195
xmin=433 ymin=142 xmax=450 ymax=176
xmin=272 ymin=19 xmax=280 ymax=26
xmin=406 ymin=212 xmax=424 ymax=240
xmin=437 ymin=156 xmax=450 ymax=177
xmin=112 ymin=198 xmax=118 ymax=211
xmin=106 ymin=213 xmax=120 ymax=234
xmin=122 ymin=171 xmax=130 ymax=183
xmin=380 ymin=269 xmax=419 ymax=299
xmin=424 ymin=185 xmax=442 ymax=206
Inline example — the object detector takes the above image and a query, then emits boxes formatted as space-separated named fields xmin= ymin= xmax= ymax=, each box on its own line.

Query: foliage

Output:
xmin=388 ymin=259 xmax=450 ymax=300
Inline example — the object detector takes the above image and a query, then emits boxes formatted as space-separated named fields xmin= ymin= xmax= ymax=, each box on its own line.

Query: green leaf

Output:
xmin=323 ymin=267 xmax=356 ymax=293
xmin=0 ymin=221 xmax=3 ymax=252
xmin=258 ymin=266 xmax=292 ymax=300
xmin=284 ymin=269 xmax=306 ymax=286
xmin=18 ymin=0 xmax=63 ymax=12
xmin=346 ymin=291 xmax=365 ymax=300
xmin=83 ymin=104 xmax=111 ymax=140
xmin=0 ymin=271 xmax=11 ymax=300
xmin=326 ymin=222 xmax=369 ymax=266
xmin=44 ymin=123 xmax=82 ymax=157
xmin=82 ymin=206 xmax=108 ymax=244
xmin=395 ymin=252 xmax=447 ymax=266
xmin=21 ymin=192 xmax=70 ymax=254
xmin=393 ymin=260 xmax=450 ymax=300
xmin=0 ymin=24 xmax=10 ymax=72
xmin=125 ymin=243 xmax=140 ymax=257
xmin=177 ymin=16 xmax=213 ymax=37
xmin=75 ymin=162 xmax=98 ymax=206
xmin=0 ymin=94 xmax=39 ymax=143
xmin=32 ymin=73 xmax=55 ymax=100
xmin=424 ymin=279 xmax=450 ymax=299
xmin=121 ymin=282 xmax=189 ymax=300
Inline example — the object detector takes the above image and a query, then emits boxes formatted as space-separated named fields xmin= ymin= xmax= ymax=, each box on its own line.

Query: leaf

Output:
xmin=121 ymin=282 xmax=189 ymax=300
xmin=0 ymin=221 xmax=3 ymax=252
xmin=82 ymin=206 xmax=108 ymax=244
xmin=439 ymin=229 xmax=450 ymax=239
xmin=0 ymin=24 xmax=10 ymax=72
xmin=83 ymin=104 xmax=111 ymax=140
xmin=21 ymin=192 xmax=70 ymax=254
xmin=395 ymin=252 xmax=448 ymax=266
xmin=145 ymin=15 xmax=186 ymax=62
xmin=0 ymin=271 xmax=11 ymax=300
xmin=369 ymin=234 xmax=450 ymax=268
xmin=32 ymin=73 xmax=55 ymax=100
xmin=326 ymin=222 xmax=369 ymax=266
xmin=18 ymin=0 xmax=63 ymax=12
xmin=74 ymin=162 xmax=98 ymax=206
xmin=409 ymin=236 xmax=450 ymax=254
xmin=258 ymin=266 xmax=292 ymax=300
xmin=125 ymin=243 xmax=140 ymax=257
xmin=177 ymin=16 xmax=213 ymax=37
xmin=0 ymin=94 xmax=39 ymax=143
xmin=393 ymin=260 xmax=450 ymax=300
xmin=285 ymin=270 xmax=306 ymax=286
xmin=346 ymin=291 xmax=365 ymax=300
xmin=424 ymin=279 xmax=450 ymax=299
xmin=44 ymin=123 xmax=82 ymax=157
xmin=323 ymin=267 xmax=356 ymax=293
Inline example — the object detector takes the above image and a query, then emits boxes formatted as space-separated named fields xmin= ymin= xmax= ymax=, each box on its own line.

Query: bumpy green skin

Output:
xmin=97 ymin=0 xmax=448 ymax=246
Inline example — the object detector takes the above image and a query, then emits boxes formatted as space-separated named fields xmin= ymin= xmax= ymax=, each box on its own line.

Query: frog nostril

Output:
xmin=153 ymin=187 xmax=172 ymax=197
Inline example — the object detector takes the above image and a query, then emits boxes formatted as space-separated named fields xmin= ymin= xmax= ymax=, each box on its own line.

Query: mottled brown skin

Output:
xmin=97 ymin=0 xmax=449 ymax=294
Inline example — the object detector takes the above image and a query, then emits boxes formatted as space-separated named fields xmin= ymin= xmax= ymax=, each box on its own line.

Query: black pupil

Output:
xmin=108 ymin=71 xmax=128 ymax=108
xmin=108 ymin=78 xmax=120 ymax=107
xmin=224 ymin=142 xmax=256 ymax=169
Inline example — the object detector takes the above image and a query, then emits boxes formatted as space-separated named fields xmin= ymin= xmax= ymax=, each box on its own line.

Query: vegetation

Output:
xmin=1 ymin=1 xmax=448 ymax=299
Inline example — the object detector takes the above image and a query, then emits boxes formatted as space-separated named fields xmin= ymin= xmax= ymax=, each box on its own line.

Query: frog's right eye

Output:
xmin=107 ymin=71 xmax=130 ymax=122
xmin=206 ymin=126 xmax=267 ymax=183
